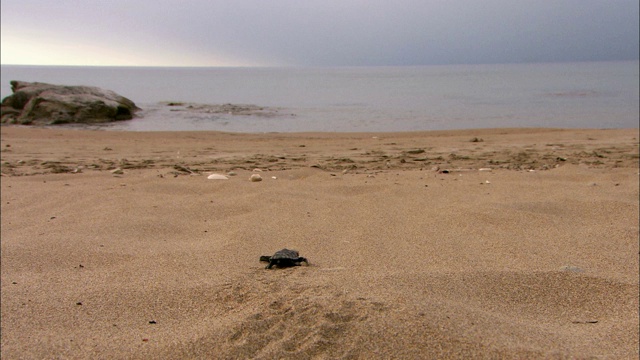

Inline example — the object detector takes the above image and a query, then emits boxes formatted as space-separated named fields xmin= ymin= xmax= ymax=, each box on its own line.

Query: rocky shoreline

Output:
xmin=1 ymin=81 xmax=139 ymax=125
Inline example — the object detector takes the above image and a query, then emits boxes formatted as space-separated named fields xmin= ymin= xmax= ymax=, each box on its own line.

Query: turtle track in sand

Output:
xmin=164 ymin=270 xmax=391 ymax=359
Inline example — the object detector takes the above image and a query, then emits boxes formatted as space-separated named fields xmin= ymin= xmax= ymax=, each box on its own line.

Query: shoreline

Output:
xmin=4 ymin=123 xmax=639 ymax=132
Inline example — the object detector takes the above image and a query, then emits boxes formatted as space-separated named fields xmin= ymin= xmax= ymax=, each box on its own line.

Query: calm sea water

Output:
xmin=1 ymin=61 xmax=638 ymax=132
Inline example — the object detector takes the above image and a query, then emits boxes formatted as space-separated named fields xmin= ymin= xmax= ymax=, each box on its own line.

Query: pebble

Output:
xmin=406 ymin=149 xmax=425 ymax=154
xmin=250 ymin=174 xmax=263 ymax=182
xmin=478 ymin=168 xmax=492 ymax=172
xmin=110 ymin=168 xmax=123 ymax=175
xmin=227 ymin=171 xmax=238 ymax=176
xmin=207 ymin=174 xmax=229 ymax=180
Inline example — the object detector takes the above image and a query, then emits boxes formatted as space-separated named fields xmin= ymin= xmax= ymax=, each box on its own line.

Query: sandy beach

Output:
xmin=1 ymin=126 xmax=638 ymax=359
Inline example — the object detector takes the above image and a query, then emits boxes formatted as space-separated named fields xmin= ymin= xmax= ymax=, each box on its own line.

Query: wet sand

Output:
xmin=1 ymin=126 xmax=638 ymax=359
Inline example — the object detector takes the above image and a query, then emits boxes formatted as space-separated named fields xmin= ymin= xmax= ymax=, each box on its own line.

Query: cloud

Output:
xmin=1 ymin=0 xmax=638 ymax=66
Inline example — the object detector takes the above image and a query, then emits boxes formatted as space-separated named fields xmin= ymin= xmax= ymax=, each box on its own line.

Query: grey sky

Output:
xmin=1 ymin=0 xmax=638 ymax=66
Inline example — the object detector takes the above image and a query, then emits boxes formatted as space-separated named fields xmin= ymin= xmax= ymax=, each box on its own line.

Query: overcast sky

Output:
xmin=1 ymin=0 xmax=638 ymax=67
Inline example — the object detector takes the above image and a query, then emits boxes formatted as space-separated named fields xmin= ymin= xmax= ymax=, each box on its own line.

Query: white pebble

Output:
xmin=207 ymin=174 xmax=229 ymax=180
xmin=250 ymin=174 xmax=263 ymax=182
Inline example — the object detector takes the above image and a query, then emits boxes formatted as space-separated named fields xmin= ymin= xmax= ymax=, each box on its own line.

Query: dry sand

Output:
xmin=1 ymin=126 xmax=638 ymax=359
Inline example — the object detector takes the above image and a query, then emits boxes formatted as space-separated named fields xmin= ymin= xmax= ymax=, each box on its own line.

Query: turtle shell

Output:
xmin=271 ymin=249 xmax=300 ymax=259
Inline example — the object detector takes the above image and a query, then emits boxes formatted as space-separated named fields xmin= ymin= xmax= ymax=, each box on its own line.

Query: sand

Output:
xmin=1 ymin=126 xmax=638 ymax=359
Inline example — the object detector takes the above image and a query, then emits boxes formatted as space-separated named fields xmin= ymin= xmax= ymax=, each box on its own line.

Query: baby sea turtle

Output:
xmin=260 ymin=248 xmax=309 ymax=269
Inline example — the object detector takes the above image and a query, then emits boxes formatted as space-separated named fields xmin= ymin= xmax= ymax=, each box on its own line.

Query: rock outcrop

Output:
xmin=1 ymin=81 xmax=139 ymax=125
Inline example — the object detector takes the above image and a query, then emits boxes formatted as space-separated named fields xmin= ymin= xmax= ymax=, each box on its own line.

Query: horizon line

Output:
xmin=2 ymin=59 xmax=638 ymax=69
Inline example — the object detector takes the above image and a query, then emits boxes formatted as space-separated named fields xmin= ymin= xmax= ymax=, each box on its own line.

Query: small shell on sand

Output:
xmin=207 ymin=174 xmax=229 ymax=180
xmin=250 ymin=174 xmax=263 ymax=182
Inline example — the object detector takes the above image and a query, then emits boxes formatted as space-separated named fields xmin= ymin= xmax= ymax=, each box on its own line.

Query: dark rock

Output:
xmin=405 ymin=149 xmax=425 ymax=154
xmin=1 ymin=81 xmax=139 ymax=125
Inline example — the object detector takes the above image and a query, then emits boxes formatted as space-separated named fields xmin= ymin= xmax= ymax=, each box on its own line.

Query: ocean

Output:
xmin=1 ymin=61 xmax=638 ymax=132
